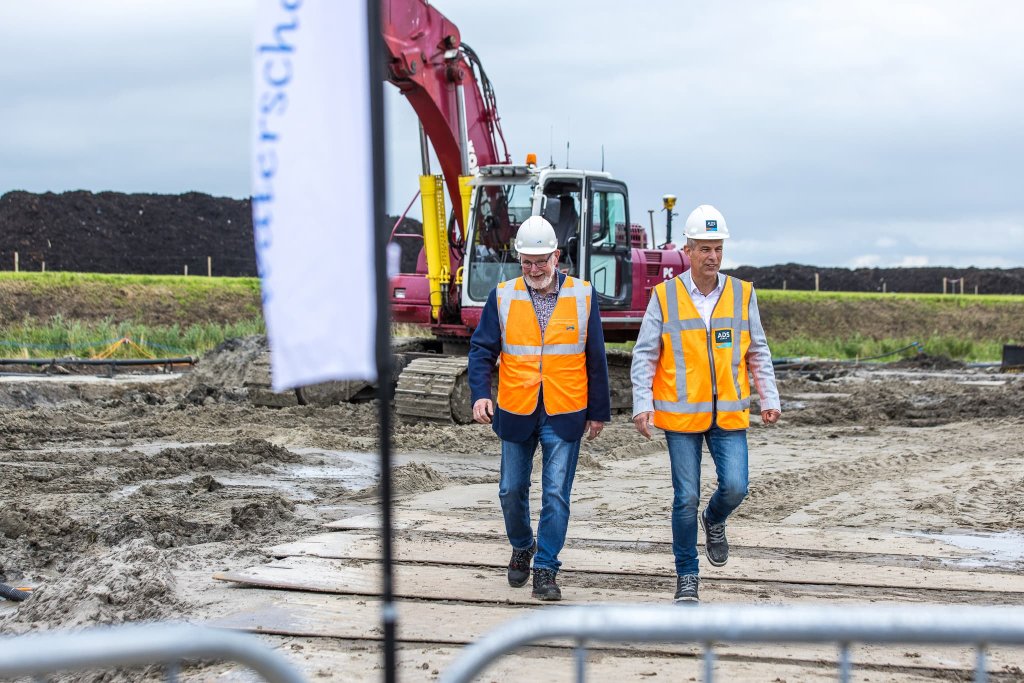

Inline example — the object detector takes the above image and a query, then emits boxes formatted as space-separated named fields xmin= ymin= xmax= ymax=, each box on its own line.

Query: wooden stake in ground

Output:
xmin=208 ymin=256 xmax=213 ymax=277
xmin=814 ymin=272 xmax=819 ymax=291
xmin=14 ymin=251 xmax=18 ymax=272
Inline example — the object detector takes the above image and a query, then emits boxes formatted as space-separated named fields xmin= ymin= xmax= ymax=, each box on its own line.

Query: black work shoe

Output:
xmin=531 ymin=568 xmax=561 ymax=601
xmin=507 ymin=542 xmax=536 ymax=587
xmin=700 ymin=508 xmax=729 ymax=567
xmin=674 ymin=574 xmax=700 ymax=604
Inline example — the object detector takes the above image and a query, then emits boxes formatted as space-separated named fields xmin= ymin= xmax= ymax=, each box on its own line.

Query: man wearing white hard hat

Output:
xmin=630 ymin=204 xmax=781 ymax=604
xmin=468 ymin=216 xmax=611 ymax=602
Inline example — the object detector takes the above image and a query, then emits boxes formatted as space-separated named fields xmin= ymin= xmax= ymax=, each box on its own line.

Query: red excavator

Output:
xmin=381 ymin=0 xmax=690 ymax=421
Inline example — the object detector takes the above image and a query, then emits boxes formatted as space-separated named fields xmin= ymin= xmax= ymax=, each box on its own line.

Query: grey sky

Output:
xmin=1 ymin=1 xmax=1022 ymax=268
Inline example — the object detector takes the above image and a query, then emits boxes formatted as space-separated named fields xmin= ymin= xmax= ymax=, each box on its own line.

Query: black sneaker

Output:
xmin=700 ymin=508 xmax=729 ymax=567
xmin=531 ymin=568 xmax=561 ymax=601
xmin=507 ymin=542 xmax=536 ymax=587
xmin=674 ymin=574 xmax=699 ymax=603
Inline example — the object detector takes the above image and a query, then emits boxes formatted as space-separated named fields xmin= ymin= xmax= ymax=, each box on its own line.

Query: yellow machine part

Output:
xmin=419 ymin=175 xmax=451 ymax=321
xmin=455 ymin=175 xmax=473 ymax=286
xmin=458 ymin=174 xmax=473 ymax=241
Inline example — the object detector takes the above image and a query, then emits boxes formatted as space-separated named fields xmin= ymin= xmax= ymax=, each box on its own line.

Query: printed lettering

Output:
xmin=263 ymin=58 xmax=293 ymax=87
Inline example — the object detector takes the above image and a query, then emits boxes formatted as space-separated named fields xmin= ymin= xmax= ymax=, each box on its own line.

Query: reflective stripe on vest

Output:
xmin=652 ymin=275 xmax=752 ymax=432
xmin=495 ymin=276 xmax=592 ymax=416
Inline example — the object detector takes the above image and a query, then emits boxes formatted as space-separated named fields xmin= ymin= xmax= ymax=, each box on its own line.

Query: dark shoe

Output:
xmin=507 ymin=542 xmax=536 ymax=587
xmin=701 ymin=508 xmax=729 ymax=567
xmin=531 ymin=568 xmax=561 ymax=601
xmin=674 ymin=574 xmax=700 ymax=603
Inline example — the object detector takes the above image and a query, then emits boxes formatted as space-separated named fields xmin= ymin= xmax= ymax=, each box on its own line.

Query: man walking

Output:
xmin=631 ymin=204 xmax=781 ymax=604
xmin=469 ymin=216 xmax=610 ymax=601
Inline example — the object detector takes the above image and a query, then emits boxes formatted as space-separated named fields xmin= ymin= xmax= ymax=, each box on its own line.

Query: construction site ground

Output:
xmin=2 ymin=338 xmax=1024 ymax=682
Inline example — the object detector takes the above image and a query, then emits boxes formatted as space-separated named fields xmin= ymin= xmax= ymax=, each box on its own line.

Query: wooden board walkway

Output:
xmin=268 ymin=531 xmax=1024 ymax=594
xmin=210 ymin=513 xmax=1024 ymax=680
xmin=210 ymin=589 xmax=1022 ymax=676
xmin=326 ymin=511 xmax=976 ymax=559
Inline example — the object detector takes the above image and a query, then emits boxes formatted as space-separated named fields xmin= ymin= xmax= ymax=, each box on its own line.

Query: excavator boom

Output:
xmin=381 ymin=0 xmax=510 ymax=230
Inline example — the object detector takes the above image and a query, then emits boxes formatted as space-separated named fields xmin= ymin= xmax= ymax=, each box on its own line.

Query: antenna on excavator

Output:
xmin=565 ymin=117 xmax=571 ymax=168
xmin=549 ymin=125 xmax=554 ymax=167
xmin=601 ymin=145 xmax=605 ymax=172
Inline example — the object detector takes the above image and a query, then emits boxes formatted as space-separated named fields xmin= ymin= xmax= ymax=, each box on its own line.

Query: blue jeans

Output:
xmin=665 ymin=425 xmax=749 ymax=576
xmin=499 ymin=415 xmax=581 ymax=572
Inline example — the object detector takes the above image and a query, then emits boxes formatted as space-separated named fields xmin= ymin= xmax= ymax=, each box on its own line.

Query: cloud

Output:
xmin=3 ymin=1 xmax=1023 ymax=268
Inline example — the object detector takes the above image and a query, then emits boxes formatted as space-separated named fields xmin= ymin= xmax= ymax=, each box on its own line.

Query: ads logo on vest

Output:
xmin=714 ymin=329 xmax=733 ymax=349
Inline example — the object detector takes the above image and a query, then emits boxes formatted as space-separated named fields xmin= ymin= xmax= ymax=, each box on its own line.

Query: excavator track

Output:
xmin=395 ymin=356 xmax=473 ymax=424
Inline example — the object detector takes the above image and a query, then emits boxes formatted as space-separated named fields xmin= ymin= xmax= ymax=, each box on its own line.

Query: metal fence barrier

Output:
xmin=0 ymin=624 xmax=305 ymax=683
xmin=441 ymin=604 xmax=1024 ymax=683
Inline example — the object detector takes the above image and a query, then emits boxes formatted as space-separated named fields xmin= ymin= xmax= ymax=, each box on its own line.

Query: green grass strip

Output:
xmin=0 ymin=317 xmax=265 ymax=359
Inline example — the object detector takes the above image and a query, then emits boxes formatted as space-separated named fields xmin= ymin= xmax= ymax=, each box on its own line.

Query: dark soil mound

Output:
xmin=1 ymin=191 xmax=1018 ymax=291
xmin=0 ymin=190 xmax=255 ymax=276
xmin=0 ymin=190 xmax=422 ymax=277
xmin=731 ymin=263 xmax=1024 ymax=294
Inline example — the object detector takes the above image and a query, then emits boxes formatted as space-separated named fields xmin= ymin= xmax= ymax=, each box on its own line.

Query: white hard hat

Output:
xmin=684 ymin=204 xmax=730 ymax=240
xmin=514 ymin=216 xmax=558 ymax=255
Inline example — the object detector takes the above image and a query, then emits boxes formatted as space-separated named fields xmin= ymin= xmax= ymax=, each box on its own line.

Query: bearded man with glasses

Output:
xmin=468 ymin=216 xmax=611 ymax=601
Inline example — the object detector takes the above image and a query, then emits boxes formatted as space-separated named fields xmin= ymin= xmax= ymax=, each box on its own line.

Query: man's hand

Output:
xmin=761 ymin=409 xmax=781 ymax=425
xmin=473 ymin=398 xmax=494 ymax=424
xmin=633 ymin=411 xmax=654 ymax=440
xmin=584 ymin=420 xmax=604 ymax=441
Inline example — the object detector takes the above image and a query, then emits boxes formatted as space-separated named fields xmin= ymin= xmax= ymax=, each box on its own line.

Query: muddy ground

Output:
xmin=1 ymin=340 xmax=1023 ymax=681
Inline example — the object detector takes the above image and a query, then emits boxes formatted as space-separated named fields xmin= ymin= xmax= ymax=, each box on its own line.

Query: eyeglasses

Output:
xmin=520 ymin=255 xmax=553 ymax=270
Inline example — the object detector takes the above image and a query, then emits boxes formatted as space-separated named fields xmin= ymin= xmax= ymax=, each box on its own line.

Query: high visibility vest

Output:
xmin=652 ymin=275 xmax=753 ymax=432
xmin=495 ymin=276 xmax=592 ymax=416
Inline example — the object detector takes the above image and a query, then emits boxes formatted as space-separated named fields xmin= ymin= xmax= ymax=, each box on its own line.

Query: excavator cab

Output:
xmin=462 ymin=166 xmax=632 ymax=312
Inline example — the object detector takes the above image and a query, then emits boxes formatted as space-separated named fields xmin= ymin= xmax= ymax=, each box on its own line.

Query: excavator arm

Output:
xmin=381 ymin=0 xmax=511 ymax=233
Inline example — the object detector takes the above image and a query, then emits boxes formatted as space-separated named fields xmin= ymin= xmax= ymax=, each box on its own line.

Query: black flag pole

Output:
xmin=366 ymin=0 xmax=397 ymax=680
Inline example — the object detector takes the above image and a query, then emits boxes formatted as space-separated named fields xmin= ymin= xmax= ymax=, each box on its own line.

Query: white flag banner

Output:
xmin=252 ymin=0 xmax=377 ymax=391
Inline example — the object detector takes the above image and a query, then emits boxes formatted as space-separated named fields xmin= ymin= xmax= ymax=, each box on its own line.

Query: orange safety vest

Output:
xmin=651 ymin=275 xmax=753 ymax=432
xmin=495 ymin=276 xmax=592 ymax=416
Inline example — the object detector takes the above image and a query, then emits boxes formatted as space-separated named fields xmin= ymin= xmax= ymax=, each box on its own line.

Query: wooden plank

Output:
xmin=210 ymin=591 xmax=1021 ymax=675
xmin=269 ymin=532 xmax=1024 ymax=594
xmin=216 ymin=558 xmax=662 ymax=606
xmin=325 ymin=511 xmax=976 ymax=559
xmin=214 ymin=556 xmax=967 ymax=606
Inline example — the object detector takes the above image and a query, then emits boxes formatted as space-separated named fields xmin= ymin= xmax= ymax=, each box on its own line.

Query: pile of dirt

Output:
xmin=1 ymin=540 xmax=179 ymax=633
xmin=2 ymin=191 xmax=1020 ymax=292
xmin=0 ymin=191 xmax=255 ymax=276
xmin=392 ymin=462 xmax=450 ymax=493
xmin=184 ymin=335 xmax=268 ymax=403
xmin=730 ymin=263 xmax=1024 ymax=294
xmin=360 ymin=462 xmax=451 ymax=497
xmin=0 ymin=190 xmax=421 ymax=277
xmin=0 ymin=437 xmax=313 ymax=591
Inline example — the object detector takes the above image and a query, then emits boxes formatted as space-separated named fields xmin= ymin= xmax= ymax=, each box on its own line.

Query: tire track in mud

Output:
xmin=738 ymin=420 xmax=1023 ymax=524
xmin=917 ymin=471 xmax=1024 ymax=531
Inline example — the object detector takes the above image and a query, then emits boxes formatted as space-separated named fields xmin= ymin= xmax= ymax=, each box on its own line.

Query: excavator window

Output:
xmin=541 ymin=182 xmax=582 ymax=277
xmin=588 ymin=185 xmax=631 ymax=307
xmin=465 ymin=183 xmax=534 ymax=301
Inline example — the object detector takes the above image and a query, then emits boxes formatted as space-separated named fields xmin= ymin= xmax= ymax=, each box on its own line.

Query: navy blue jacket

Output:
xmin=468 ymin=272 xmax=611 ymax=443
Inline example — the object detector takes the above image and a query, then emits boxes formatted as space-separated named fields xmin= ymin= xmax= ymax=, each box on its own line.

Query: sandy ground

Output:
xmin=1 ymin=341 xmax=1024 ymax=681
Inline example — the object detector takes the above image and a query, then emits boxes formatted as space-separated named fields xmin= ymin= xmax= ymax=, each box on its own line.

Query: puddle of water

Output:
xmin=111 ymin=448 xmax=381 ymax=501
xmin=913 ymin=530 xmax=1024 ymax=569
